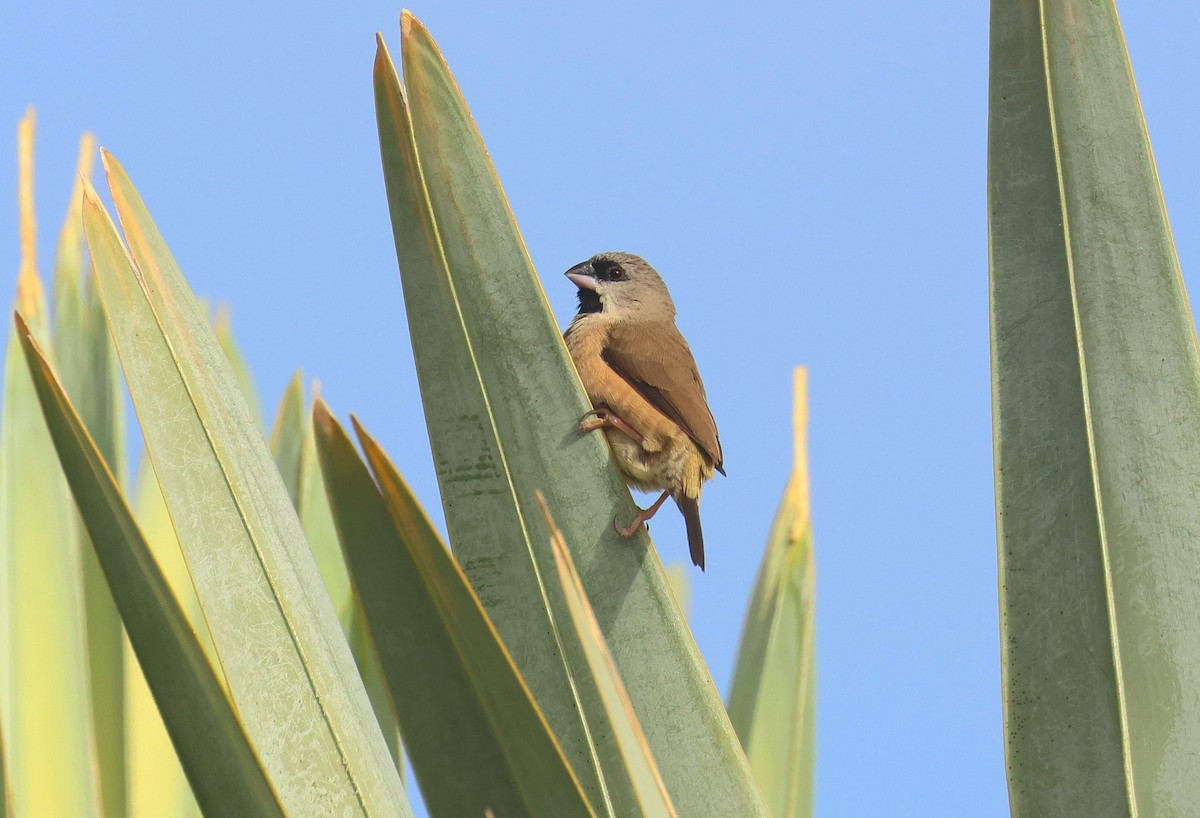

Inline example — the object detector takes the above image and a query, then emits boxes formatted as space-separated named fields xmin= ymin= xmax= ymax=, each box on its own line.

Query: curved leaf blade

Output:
xmin=538 ymin=495 xmax=678 ymax=818
xmin=315 ymin=403 xmax=594 ymax=818
xmin=0 ymin=109 xmax=101 ymax=818
xmin=376 ymin=21 xmax=767 ymax=816
xmin=16 ymin=315 xmax=285 ymax=818
xmin=127 ymin=452 xmax=207 ymax=818
xmin=84 ymin=159 xmax=408 ymax=817
xmin=727 ymin=368 xmax=816 ymax=818
xmin=269 ymin=372 xmax=306 ymax=510
xmin=990 ymin=0 xmax=1200 ymax=812
xmin=50 ymin=132 xmax=129 ymax=818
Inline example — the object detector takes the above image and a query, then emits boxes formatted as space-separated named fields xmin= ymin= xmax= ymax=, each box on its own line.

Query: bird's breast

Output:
xmin=566 ymin=317 xmax=712 ymax=498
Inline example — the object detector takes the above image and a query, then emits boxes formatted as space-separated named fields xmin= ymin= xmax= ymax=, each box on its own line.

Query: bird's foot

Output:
xmin=613 ymin=491 xmax=671 ymax=538
xmin=579 ymin=407 xmax=645 ymax=444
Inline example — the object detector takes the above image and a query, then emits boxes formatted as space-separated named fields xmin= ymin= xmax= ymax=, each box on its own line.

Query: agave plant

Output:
xmin=989 ymin=0 xmax=1200 ymax=814
xmin=0 ymin=13 xmax=817 ymax=818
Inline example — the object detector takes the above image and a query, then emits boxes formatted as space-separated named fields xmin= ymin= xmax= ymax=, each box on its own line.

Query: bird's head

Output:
xmin=565 ymin=252 xmax=676 ymax=322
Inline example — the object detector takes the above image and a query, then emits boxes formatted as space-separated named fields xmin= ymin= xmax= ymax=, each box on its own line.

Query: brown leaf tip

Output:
xmin=311 ymin=396 xmax=334 ymax=435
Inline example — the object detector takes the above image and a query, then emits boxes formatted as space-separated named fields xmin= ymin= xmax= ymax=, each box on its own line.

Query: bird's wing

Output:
xmin=603 ymin=321 xmax=724 ymax=472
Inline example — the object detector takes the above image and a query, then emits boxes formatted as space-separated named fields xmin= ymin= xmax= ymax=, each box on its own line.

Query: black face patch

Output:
xmin=592 ymin=258 xmax=628 ymax=282
xmin=577 ymin=287 xmax=602 ymax=314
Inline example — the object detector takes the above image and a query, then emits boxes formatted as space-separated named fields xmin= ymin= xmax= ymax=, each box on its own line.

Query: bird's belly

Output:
xmin=605 ymin=428 xmax=703 ymax=496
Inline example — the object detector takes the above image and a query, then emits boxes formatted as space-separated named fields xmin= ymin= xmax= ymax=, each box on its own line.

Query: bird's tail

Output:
xmin=675 ymin=494 xmax=705 ymax=571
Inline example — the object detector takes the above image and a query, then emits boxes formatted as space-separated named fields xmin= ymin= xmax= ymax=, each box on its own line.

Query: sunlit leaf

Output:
xmin=538 ymin=494 xmax=678 ymax=818
xmin=0 ymin=108 xmax=101 ymax=818
xmin=84 ymin=156 xmax=409 ymax=816
xmin=16 ymin=315 xmax=284 ymax=818
xmin=375 ymin=20 xmax=766 ymax=815
xmin=727 ymin=368 xmax=815 ymax=818
xmin=315 ymin=404 xmax=593 ymax=818
xmin=50 ymin=131 xmax=129 ymax=818
xmin=268 ymin=372 xmax=305 ymax=508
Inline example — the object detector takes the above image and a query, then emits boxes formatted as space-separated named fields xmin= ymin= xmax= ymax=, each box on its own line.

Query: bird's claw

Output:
xmin=613 ymin=517 xmax=645 ymax=538
xmin=612 ymin=491 xmax=671 ymax=538
xmin=579 ymin=407 xmax=645 ymax=443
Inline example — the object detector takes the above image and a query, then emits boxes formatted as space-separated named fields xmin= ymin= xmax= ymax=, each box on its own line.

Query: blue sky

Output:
xmin=4 ymin=3 xmax=1200 ymax=816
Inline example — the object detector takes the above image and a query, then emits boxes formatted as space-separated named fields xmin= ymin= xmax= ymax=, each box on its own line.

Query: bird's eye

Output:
xmin=595 ymin=260 xmax=627 ymax=282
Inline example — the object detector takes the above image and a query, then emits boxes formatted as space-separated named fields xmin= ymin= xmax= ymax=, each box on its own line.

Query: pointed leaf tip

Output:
xmin=312 ymin=396 xmax=334 ymax=434
xmin=80 ymin=179 xmax=103 ymax=210
xmin=400 ymin=10 xmax=431 ymax=45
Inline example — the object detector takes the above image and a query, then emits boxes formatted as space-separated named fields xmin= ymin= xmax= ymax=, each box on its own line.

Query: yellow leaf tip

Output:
xmin=15 ymin=268 xmax=46 ymax=320
xmin=80 ymin=177 xmax=102 ymax=205
xmin=401 ymin=10 xmax=428 ymax=42
xmin=533 ymin=491 xmax=558 ymax=535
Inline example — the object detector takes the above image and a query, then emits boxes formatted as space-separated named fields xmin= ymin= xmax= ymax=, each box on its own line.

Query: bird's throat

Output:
xmin=576 ymin=287 xmax=602 ymax=315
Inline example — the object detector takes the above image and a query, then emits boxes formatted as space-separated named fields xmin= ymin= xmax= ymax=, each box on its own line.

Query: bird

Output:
xmin=563 ymin=251 xmax=724 ymax=570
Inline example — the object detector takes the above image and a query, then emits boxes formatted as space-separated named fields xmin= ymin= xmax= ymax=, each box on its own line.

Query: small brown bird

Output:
xmin=563 ymin=252 xmax=724 ymax=570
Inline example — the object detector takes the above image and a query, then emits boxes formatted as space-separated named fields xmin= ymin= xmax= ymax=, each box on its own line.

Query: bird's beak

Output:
xmin=565 ymin=262 xmax=597 ymax=291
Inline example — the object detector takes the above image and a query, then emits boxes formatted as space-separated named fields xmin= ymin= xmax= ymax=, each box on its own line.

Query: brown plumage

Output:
xmin=563 ymin=252 xmax=723 ymax=570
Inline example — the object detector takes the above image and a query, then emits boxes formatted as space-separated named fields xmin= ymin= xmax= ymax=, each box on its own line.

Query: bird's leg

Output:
xmin=614 ymin=491 xmax=671 ymax=538
xmin=579 ymin=406 xmax=645 ymax=444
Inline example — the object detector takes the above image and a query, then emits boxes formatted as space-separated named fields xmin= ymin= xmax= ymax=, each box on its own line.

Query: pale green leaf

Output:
xmin=127 ymin=451 xmax=206 ymax=818
xmin=315 ymin=404 xmax=594 ymax=818
xmin=50 ymin=132 xmax=129 ymax=818
xmin=84 ymin=155 xmax=409 ymax=816
xmin=538 ymin=494 xmax=678 ymax=818
xmin=298 ymin=385 xmax=352 ymax=623
xmin=268 ymin=371 xmax=305 ymax=508
xmin=375 ymin=20 xmax=766 ymax=816
xmin=0 ymin=108 xmax=101 ymax=818
xmin=296 ymin=384 xmax=398 ymax=769
xmin=990 ymin=1 xmax=1200 ymax=813
xmin=727 ymin=368 xmax=815 ymax=818
xmin=16 ymin=315 xmax=284 ymax=818
xmin=215 ymin=305 xmax=262 ymax=426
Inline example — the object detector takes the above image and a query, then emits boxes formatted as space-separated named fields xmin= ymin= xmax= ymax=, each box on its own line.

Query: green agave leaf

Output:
xmin=127 ymin=451 xmax=206 ymax=818
xmin=16 ymin=315 xmax=285 ymax=818
xmin=269 ymin=371 xmax=306 ymax=509
xmin=83 ymin=155 xmax=409 ymax=816
xmin=375 ymin=19 xmax=766 ymax=816
xmin=271 ymin=376 xmax=400 ymax=770
xmin=989 ymin=1 xmax=1200 ymax=813
xmin=294 ymin=383 xmax=398 ymax=769
xmin=215 ymin=305 xmax=262 ymax=426
xmin=727 ymin=368 xmax=815 ymax=818
xmin=50 ymin=132 xmax=129 ymax=818
xmin=315 ymin=403 xmax=594 ymax=818
xmin=0 ymin=109 xmax=101 ymax=818
xmin=298 ymin=385 xmax=353 ymax=623
xmin=664 ymin=566 xmax=691 ymax=623
xmin=538 ymin=495 xmax=678 ymax=817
